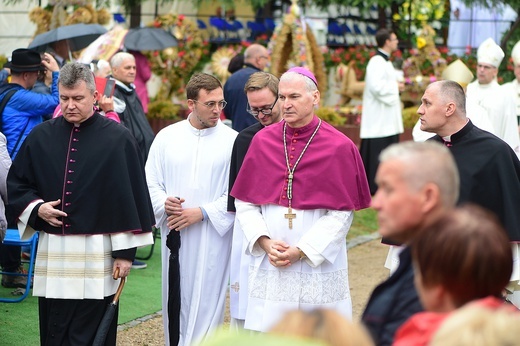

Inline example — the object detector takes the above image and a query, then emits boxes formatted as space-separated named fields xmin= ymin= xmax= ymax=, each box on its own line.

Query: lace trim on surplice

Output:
xmin=248 ymin=266 xmax=350 ymax=304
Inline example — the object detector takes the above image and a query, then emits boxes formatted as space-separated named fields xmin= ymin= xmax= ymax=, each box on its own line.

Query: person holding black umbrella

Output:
xmin=146 ymin=73 xmax=237 ymax=345
xmin=7 ymin=62 xmax=155 ymax=345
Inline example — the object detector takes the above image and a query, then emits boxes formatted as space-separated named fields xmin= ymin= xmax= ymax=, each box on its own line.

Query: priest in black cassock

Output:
xmin=7 ymin=63 xmax=154 ymax=345
xmin=418 ymin=80 xmax=520 ymax=308
xmin=227 ymin=71 xmax=282 ymax=329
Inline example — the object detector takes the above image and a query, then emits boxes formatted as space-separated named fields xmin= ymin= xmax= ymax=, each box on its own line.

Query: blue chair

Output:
xmin=0 ymin=229 xmax=38 ymax=303
xmin=209 ymin=16 xmax=228 ymax=42
xmin=247 ymin=21 xmax=267 ymax=41
xmin=197 ymin=19 xmax=207 ymax=29
xmin=264 ymin=18 xmax=276 ymax=34
xmin=327 ymin=21 xmax=346 ymax=45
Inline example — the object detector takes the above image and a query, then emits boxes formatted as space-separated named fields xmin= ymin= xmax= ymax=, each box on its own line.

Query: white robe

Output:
xmin=448 ymin=0 xmax=473 ymax=55
xmin=467 ymin=81 xmax=520 ymax=158
xmin=235 ymin=201 xmax=353 ymax=332
xmin=502 ymin=79 xmax=520 ymax=120
xmin=145 ymin=118 xmax=237 ymax=346
xmin=360 ymin=53 xmax=403 ymax=139
xmin=229 ymin=220 xmax=249 ymax=322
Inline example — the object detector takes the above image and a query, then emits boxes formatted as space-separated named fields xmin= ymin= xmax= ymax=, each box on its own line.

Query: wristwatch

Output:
xmin=297 ymin=247 xmax=307 ymax=261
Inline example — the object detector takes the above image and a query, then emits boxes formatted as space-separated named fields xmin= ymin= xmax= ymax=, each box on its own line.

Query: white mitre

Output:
xmin=512 ymin=40 xmax=520 ymax=66
xmin=477 ymin=38 xmax=504 ymax=67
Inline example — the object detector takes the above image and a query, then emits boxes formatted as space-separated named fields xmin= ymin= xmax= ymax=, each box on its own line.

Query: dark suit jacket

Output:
xmin=361 ymin=246 xmax=423 ymax=345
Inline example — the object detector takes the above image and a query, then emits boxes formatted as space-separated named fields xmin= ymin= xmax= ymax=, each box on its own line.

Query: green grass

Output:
xmin=0 ymin=242 xmax=162 ymax=346
xmin=348 ymin=208 xmax=379 ymax=239
xmin=0 ymin=210 xmax=378 ymax=345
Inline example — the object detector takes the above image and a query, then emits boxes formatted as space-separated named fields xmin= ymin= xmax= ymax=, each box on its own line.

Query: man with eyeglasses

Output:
xmin=360 ymin=28 xmax=404 ymax=196
xmin=227 ymin=72 xmax=282 ymax=330
xmin=223 ymin=44 xmax=270 ymax=132
xmin=0 ymin=48 xmax=59 ymax=290
xmin=146 ymin=73 xmax=237 ymax=345
xmin=231 ymin=67 xmax=371 ymax=332
xmin=466 ymin=38 xmax=520 ymax=158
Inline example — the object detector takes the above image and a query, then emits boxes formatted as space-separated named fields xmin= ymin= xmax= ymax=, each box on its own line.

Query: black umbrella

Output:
xmin=92 ymin=269 xmax=126 ymax=346
xmin=124 ymin=27 xmax=178 ymax=51
xmin=167 ymin=228 xmax=181 ymax=346
xmin=28 ymin=23 xmax=107 ymax=53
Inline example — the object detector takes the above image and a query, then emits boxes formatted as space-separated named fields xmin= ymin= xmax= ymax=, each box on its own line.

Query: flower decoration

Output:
xmin=323 ymin=45 xmax=377 ymax=80
xmin=268 ymin=2 xmax=327 ymax=95
xmin=210 ymin=47 xmax=235 ymax=83
xmin=209 ymin=44 xmax=248 ymax=83
xmin=401 ymin=23 xmax=447 ymax=104
xmin=29 ymin=1 xmax=109 ymax=35
xmin=147 ymin=13 xmax=206 ymax=102
xmin=393 ymin=0 xmax=445 ymax=24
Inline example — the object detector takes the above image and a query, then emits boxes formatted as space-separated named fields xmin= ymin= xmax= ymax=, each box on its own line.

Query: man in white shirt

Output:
xmin=360 ymin=28 xmax=404 ymax=195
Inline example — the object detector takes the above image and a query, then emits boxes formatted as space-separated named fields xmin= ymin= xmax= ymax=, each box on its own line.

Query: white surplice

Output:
xmin=503 ymin=79 xmax=520 ymax=120
xmin=467 ymin=81 xmax=520 ymax=158
xmin=18 ymin=201 xmax=153 ymax=299
xmin=235 ymin=201 xmax=353 ymax=332
xmin=145 ymin=118 xmax=237 ymax=346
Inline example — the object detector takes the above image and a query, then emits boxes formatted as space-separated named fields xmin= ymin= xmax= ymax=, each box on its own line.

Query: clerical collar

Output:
xmin=441 ymin=119 xmax=473 ymax=145
xmin=377 ymin=49 xmax=390 ymax=61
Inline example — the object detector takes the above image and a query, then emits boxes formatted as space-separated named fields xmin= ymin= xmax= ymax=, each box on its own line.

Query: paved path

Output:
xmin=116 ymin=236 xmax=390 ymax=345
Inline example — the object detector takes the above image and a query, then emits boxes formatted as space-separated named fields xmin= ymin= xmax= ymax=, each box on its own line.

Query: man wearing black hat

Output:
xmin=0 ymin=48 xmax=59 ymax=289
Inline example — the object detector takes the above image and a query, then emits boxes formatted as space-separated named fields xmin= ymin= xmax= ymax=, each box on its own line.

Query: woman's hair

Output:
xmin=227 ymin=53 xmax=244 ymax=74
xmin=270 ymin=309 xmax=374 ymax=346
xmin=412 ymin=204 xmax=513 ymax=307
xmin=430 ymin=301 xmax=520 ymax=346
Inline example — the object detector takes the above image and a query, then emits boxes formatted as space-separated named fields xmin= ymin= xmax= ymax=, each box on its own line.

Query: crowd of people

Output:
xmin=1 ymin=26 xmax=520 ymax=346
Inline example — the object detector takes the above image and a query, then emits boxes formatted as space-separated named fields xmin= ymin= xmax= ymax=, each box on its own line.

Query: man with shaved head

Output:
xmin=419 ymin=80 xmax=520 ymax=308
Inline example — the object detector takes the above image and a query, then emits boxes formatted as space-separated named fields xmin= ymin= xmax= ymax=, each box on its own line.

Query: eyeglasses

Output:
xmin=190 ymin=99 xmax=227 ymax=110
xmin=246 ymin=96 xmax=278 ymax=118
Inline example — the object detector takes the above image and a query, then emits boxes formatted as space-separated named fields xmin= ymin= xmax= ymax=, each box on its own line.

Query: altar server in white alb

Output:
xmin=360 ymin=28 xmax=404 ymax=195
xmin=503 ymin=40 xmax=520 ymax=125
xmin=466 ymin=37 xmax=520 ymax=158
xmin=145 ymin=73 xmax=237 ymax=346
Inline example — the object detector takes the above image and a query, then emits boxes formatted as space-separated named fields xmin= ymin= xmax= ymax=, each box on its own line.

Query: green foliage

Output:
xmin=502 ymin=24 xmax=520 ymax=83
xmin=147 ymin=100 xmax=182 ymax=120
xmin=402 ymin=106 xmax=420 ymax=129
xmin=0 ymin=243 xmax=162 ymax=345
xmin=316 ymin=107 xmax=346 ymax=126
xmin=0 ymin=55 xmax=7 ymax=69
xmin=348 ymin=208 xmax=378 ymax=239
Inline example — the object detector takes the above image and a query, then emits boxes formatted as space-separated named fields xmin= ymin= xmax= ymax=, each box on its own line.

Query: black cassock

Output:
xmin=7 ymin=113 xmax=155 ymax=236
xmin=430 ymin=120 xmax=520 ymax=241
xmin=227 ymin=122 xmax=264 ymax=212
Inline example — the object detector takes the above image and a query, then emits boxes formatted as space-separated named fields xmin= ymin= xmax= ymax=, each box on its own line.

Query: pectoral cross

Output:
xmin=285 ymin=206 xmax=296 ymax=229
xmin=231 ymin=282 xmax=240 ymax=292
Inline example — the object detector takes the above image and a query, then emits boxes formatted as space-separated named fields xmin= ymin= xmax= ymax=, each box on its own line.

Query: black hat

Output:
xmin=4 ymin=49 xmax=45 ymax=72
